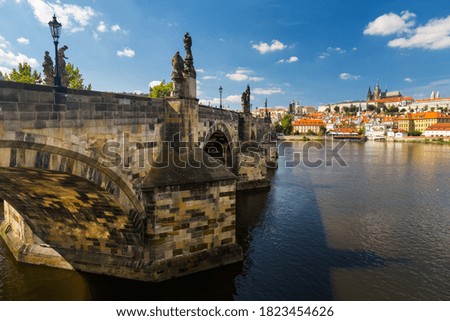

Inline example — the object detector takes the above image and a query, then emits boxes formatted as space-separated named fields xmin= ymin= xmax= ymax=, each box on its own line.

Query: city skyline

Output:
xmin=1 ymin=0 xmax=450 ymax=109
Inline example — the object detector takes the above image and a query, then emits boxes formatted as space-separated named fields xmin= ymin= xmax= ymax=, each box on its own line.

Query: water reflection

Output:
xmin=0 ymin=141 xmax=449 ymax=300
xmin=234 ymin=142 xmax=393 ymax=300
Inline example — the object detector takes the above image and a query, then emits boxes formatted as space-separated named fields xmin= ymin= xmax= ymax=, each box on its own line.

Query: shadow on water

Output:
xmin=231 ymin=142 xmax=397 ymax=300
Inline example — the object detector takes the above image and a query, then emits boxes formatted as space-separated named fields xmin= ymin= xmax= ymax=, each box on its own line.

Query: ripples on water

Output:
xmin=0 ymin=142 xmax=449 ymax=300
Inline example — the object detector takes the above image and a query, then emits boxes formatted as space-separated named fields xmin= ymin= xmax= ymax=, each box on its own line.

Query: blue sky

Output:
xmin=1 ymin=0 xmax=450 ymax=110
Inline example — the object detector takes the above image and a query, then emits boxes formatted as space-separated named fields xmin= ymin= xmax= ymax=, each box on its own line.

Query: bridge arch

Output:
xmin=201 ymin=121 xmax=235 ymax=168
xmin=0 ymin=133 xmax=146 ymax=233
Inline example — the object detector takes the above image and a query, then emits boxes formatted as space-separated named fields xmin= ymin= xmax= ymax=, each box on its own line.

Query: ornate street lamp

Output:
xmin=48 ymin=14 xmax=62 ymax=87
xmin=219 ymin=85 xmax=223 ymax=109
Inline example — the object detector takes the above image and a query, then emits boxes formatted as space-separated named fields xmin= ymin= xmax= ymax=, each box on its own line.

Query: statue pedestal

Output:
xmin=171 ymin=78 xmax=184 ymax=98
xmin=184 ymin=77 xmax=196 ymax=99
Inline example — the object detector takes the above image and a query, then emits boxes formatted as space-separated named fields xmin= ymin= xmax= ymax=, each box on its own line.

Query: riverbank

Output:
xmin=278 ymin=135 xmax=325 ymax=141
xmin=279 ymin=135 xmax=450 ymax=144
xmin=388 ymin=137 xmax=450 ymax=144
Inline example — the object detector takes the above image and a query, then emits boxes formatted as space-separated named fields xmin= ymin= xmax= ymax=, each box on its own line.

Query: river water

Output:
xmin=0 ymin=141 xmax=449 ymax=300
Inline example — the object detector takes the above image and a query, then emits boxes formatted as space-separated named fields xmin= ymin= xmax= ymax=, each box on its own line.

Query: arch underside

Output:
xmin=0 ymin=167 xmax=141 ymax=257
xmin=202 ymin=122 xmax=235 ymax=169
xmin=203 ymin=130 xmax=233 ymax=167
xmin=0 ymin=140 xmax=145 ymax=232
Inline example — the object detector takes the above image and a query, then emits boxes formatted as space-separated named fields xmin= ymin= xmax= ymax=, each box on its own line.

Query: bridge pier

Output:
xmin=140 ymin=149 xmax=242 ymax=281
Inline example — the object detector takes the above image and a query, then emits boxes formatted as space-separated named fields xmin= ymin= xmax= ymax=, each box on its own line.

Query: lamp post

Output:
xmin=48 ymin=14 xmax=62 ymax=87
xmin=219 ymin=85 xmax=223 ymax=109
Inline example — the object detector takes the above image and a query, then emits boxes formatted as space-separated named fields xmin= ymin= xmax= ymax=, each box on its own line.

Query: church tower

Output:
xmin=367 ymin=86 xmax=373 ymax=101
xmin=374 ymin=81 xmax=381 ymax=100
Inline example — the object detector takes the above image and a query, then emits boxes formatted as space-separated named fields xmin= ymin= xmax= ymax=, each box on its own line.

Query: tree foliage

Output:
xmin=4 ymin=63 xmax=41 ymax=84
xmin=280 ymin=114 xmax=293 ymax=135
xmin=150 ymin=80 xmax=172 ymax=98
xmin=408 ymin=130 xmax=422 ymax=137
xmin=66 ymin=63 xmax=91 ymax=90
xmin=319 ymin=125 xmax=327 ymax=136
xmin=2 ymin=62 xmax=91 ymax=90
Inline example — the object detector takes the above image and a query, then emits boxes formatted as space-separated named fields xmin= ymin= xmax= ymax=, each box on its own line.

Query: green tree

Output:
xmin=150 ymin=80 xmax=172 ymax=98
xmin=5 ymin=63 xmax=41 ymax=84
xmin=408 ymin=130 xmax=422 ymax=137
xmin=306 ymin=129 xmax=317 ymax=136
xmin=334 ymin=106 xmax=340 ymax=113
xmin=319 ymin=125 xmax=327 ymax=136
xmin=66 ymin=63 xmax=91 ymax=90
xmin=274 ymin=122 xmax=283 ymax=133
xmin=280 ymin=114 xmax=293 ymax=134
xmin=349 ymin=105 xmax=359 ymax=115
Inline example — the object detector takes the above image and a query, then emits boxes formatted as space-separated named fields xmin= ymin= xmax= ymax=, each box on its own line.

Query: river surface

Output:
xmin=0 ymin=141 xmax=449 ymax=300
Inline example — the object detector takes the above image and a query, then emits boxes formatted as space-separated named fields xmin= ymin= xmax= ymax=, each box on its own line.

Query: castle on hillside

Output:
xmin=367 ymin=81 xmax=402 ymax=102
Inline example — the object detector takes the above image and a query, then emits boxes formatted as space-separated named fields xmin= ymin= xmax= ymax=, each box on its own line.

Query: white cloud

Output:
xmin=226 ymin=68 xmax=264 ymax=82
xmin=329 ymin=47 xmax=346 ymax=53
xmin=0 ymin=35 xmax=38 ymax=69
xmin=149 ymin=80 xmax=162 ymax=88
xmin=202 ymin=75 xmax=218 ymax=80
xmin=226 ymin=73 xmax=248 ymax=81
xmin=252 ymin=39 xmax=286 ymax=54
xmin=224 ymin=95 xmax=242 ymax=103
xmin=97 ymin=21 xmax=107 ymax=33
xmin=365 ymin=11 xmax=450 ymax=50
xmin=0 ymin=35 xmax=10 ymax=49
xmin=0 ymin=49 xmax=39 ymax=69
xmin=235 ymin=68 xmax=252 ymax=74
xmin=0 ymin=66 xmax=11 ymax=74
xmin=199 ymin=94 xmax=242 ymax=106
xmin=404 ymin=77 xmax=413 ymax=83
xmin=388 ymin=15 xmax=450 ymax=50
xmin=277 ymin=56 xmax=299 ymax=64
xmin=27 ymin=0 xmax=96 ymax=33
xmin=363 ymin=11 xmax=416 ymax=36
xmin=196 ymin=68 xmax=205 ymax=73
xmin=111 ymin=24 xmax=121 ymax=32
xmin=117 ymin=47 xmax=135 ymax=58
xmin=340 ymin=73 xmax=360 ymax=80
xmin=319 ymin=47 xmax=346 ymax=59
xmin=17 ymin=37 xmax=30 ymax=45
xmin=253 ymin=87 xmax=285 ymax=95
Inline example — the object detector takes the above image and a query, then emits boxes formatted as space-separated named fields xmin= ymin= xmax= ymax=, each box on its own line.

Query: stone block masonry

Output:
xmin=0 ymin=80 xmax=274 ymax=281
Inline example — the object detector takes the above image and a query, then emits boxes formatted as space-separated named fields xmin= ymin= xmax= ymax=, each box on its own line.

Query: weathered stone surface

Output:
xmin=0 ymin=81 xmax=276 ymax=281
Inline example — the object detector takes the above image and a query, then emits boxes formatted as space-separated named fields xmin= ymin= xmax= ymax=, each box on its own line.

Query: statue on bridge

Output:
xmin=42 ymin=51 xmax=54 ymax=86
xmin=183 ymin=32 xmax=196 ymax=79
xmin=171 ymin=51 xmax=184 ymax=79
xmin=241 ymin=84 xmax=251 ymax=113
xmin=57 ymin=45 xmax=69 ymax=87
xmin=184 ymin=32 xmax=192 ymax=60
xmin=171 ymin=32 xmax=197 ymax=98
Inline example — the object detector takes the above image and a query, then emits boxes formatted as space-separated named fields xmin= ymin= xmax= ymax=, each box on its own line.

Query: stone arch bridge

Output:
xmin=0 ymin=80 xmax=276 ymax=281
